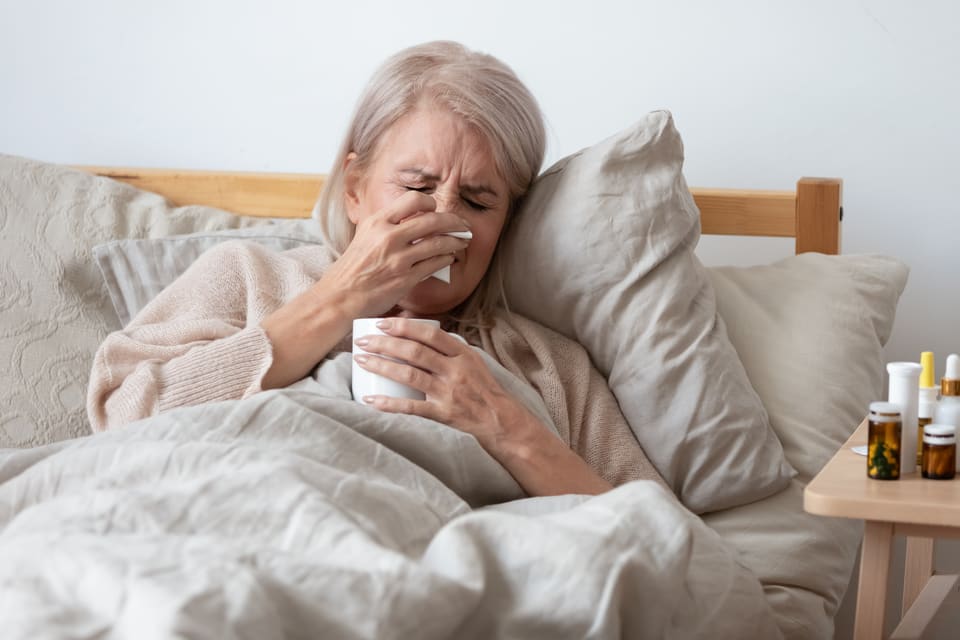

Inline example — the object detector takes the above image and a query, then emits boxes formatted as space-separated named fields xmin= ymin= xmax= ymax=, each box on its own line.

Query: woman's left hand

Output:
xmin=352 ymin=317 xmax=534 ymax=455
xmin=353 ymin=317 xmax=614 ymax=497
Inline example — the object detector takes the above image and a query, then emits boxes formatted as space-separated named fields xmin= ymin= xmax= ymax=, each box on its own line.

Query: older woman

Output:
xmin=88 ymin=41 xmax=661 ymax=498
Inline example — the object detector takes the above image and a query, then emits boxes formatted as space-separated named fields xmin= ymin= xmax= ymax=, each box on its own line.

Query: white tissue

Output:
xmin=431 ymin=265 xmax=452 ymax=283
xmin=429 ymin=230 xmax=472 ymax=283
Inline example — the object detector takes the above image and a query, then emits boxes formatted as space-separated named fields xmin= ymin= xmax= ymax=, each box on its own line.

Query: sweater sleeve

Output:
xmin=87 ymin=241 xmax=280 ymax=432
xmin=480 ymin=310 xmax=669 ymax=491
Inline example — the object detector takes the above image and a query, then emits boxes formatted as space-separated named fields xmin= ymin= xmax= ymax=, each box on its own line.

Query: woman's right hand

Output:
xmin=317 ymin=191 xmax=470 ymax=318
xmin=260 ymin=191 xmax=469 ymax=390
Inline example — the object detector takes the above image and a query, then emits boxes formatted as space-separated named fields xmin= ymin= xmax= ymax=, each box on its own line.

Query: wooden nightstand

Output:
xmin=804 ymin=419 xmax=960 ymax=639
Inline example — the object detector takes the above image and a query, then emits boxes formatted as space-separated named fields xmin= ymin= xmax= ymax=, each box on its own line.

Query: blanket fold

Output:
xmin=0 ymin=383 xmax=782 ymax=639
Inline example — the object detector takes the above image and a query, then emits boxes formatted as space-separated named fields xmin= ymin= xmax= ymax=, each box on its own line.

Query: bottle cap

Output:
xmin=887 ymin=362 xmax=923 ymax=379
xmin=924 ymin=423 xmax=956 ymax=436
xmin=920 ymin=351 xmax=936 ymax=388
xmin=923 ymin=423 xmax=956 ymax=445
xmin=943 ymin=354 xmax=960 ymax=396
xmin=946 ymin=354 xmax=960 ymax=378
xmin=870 ymin=401 xmax=901 ymax=419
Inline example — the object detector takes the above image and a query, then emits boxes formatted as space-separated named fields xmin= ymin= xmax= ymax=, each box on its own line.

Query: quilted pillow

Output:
xmin=500 ymin=111 xmax=795 ymax=513
xmin=0 ymin=154 xmax=270 ymax=447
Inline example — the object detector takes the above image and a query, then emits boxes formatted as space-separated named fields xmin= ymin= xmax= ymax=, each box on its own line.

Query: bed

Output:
xmin=0 ymin=113 xmax=907 ymax=639
xmin=79 ymin=165 xmax=843 ymax=255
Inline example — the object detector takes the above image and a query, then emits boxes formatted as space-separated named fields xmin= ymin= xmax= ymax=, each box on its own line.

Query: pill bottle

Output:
xmin=917 ymin=351 xmax=938 ymax=467
xmin=934 ymin=354 xmax=960 ymax=471
xmin=868 ymin=402 xmax=901 ymax=480
xmin=921 ymin=424 xmax=956 ymax=480
xmin=887 ymin=362 xmax=922 ymax=474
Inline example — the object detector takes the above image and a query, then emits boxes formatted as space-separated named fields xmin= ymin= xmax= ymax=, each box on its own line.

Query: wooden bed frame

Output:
xmin=80 ymin=167 xmax=843 ymax=255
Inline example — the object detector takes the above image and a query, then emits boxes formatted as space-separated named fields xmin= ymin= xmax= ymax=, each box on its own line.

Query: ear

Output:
xmin=343 ymin=152 xmax=363 ymax=225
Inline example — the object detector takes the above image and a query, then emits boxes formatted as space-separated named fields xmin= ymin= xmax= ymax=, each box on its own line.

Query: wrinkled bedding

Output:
xmin=0 ymin=353 xmax=783 ymax=639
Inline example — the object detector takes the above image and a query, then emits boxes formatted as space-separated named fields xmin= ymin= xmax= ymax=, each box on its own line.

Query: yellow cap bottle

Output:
xmin=917 ymin=351 xmax=938 ymax=466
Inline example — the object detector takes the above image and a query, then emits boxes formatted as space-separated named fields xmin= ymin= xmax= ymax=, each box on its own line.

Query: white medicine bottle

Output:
xmin=933 ymin=354 xmax=960 ymax=470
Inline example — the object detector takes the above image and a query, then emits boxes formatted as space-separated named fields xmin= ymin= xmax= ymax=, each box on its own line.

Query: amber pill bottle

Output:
xmin=921 ymin=423 xmax=956 ymax=480
xmin=868 ymin=402 xmax=902 ymax=480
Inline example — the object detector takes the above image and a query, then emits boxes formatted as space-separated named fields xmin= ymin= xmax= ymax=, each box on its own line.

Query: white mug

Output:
xmin=351 ymin=318 xmax=441 ymax=404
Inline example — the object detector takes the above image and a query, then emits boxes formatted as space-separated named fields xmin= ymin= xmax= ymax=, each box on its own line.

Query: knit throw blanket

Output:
xmin=88 ymin=242 xmax=663 ymax=489
xmin=478 ymin=309 xmax=664 ymax=489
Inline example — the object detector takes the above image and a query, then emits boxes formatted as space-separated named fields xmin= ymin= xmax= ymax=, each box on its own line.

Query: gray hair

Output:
xmin=312 ymin=40 xmax=546 ymax=331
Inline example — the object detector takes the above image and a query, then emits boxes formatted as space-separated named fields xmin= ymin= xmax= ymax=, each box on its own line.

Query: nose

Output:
xmin=433 ymin=187 xmax=463 ymax=214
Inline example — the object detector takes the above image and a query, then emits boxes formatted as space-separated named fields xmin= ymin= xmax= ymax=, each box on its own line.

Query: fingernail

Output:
xmin=354 ymin=337 xmax=369 ymax=347
xmin=376 ymin=319 xmax=392 ymax=331
xmin=363 ymin=395 xmax=380 ymax=405
xmin=354 ymin=354 xmax=368 ymax=364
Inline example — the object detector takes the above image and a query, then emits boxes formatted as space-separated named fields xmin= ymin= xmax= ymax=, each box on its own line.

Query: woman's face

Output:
xmin=345 ymin=105 xmax=510 ymax=317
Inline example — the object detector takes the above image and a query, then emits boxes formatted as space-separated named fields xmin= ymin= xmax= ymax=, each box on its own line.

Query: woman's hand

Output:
xmin=261 ymin=192 xmax=469 ymax=391
xmin=353 ymin=318 xmax=612 ymax=496
xmin=319 ymin=191 xmax=471 ymax=319
xmin=354 ymin=317 xmax=526 ymax=451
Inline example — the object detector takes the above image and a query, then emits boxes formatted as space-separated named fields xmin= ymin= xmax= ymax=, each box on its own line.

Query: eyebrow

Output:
xmin=399 ymin=168 xmax=499 ymax=198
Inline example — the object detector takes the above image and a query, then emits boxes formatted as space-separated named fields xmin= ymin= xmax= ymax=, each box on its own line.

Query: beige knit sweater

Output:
xmin=88 ymin=240 xmax=664 ymax=488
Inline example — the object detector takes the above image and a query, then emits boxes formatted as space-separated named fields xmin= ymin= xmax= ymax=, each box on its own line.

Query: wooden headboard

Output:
xmin=80 ymin=167 xmax=842 ymax=255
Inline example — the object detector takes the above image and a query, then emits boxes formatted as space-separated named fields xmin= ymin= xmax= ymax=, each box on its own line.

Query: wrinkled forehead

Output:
xmin=370 ymin=104 xmax=508 ymax=190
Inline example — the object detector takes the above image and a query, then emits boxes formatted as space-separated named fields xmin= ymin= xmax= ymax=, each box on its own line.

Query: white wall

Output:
xmin=2 ymin=1 xmax=958 ymax=636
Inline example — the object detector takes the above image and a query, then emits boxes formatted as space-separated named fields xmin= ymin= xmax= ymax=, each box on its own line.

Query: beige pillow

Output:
xmin=702 ymin=253 xmax=908 ymax=637
xmin=0 ymin=154 xmax=268 ymax=447
xmin=501 ymin=111 xmax=794 ymax=513
xmin=707 ymin=253 xmax=908 ymax=482
xmin=94 ymin=220 xmax=321 ymax=326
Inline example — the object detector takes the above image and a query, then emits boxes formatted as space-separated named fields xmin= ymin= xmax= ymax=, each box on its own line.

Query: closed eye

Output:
xmin=405 ymin=185 xmax=489 ymax=212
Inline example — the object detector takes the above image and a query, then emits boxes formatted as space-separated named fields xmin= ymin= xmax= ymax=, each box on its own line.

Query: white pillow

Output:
xmin=501 ymin=111 xmax=794 ymax=513
xmin=702 ymin=253 xmax=908 ymax=637
xmin=707 ymin=253 xmax=908 ymax=482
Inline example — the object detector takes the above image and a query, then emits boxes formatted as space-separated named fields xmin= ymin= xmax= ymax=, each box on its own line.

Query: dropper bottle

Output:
xmin=934 ymin=353 xmax=960 ymax=471
xmin=917 ymin=351 xmax=938 ymax=466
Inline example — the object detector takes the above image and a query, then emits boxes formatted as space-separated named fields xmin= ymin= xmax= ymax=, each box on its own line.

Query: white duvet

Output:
xmin=0 ymin=354 xmax=782 ymax=639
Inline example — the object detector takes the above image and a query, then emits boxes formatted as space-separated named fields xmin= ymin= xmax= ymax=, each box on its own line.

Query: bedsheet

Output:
xmin=0 ymin=354 xmax=783 ymax=639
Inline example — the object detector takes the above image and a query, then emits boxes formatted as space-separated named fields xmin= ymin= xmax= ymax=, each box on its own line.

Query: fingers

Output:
xmin=355 ymin=335 xmax=446 ymax=378
xmin=374 ymin=318 xmax=466 ymax=357
xmin=382 ymin=191 xmax=437 ymax=224
xmin=352 ymin=321 xmax=492 ymax=435
xmin=352 ymin=319 xmax=468 ymax=398
xmin=354 ymin=192 xmax=470 ymax=275
xmin=356 ymin=350 xmax=435 ymax=389
xmin=374 ymin=190 xmax=471 ymax=240
xmin=359 ymin=394 xmax=445 ymax=422
xmin=407 ymin=234 xmax=468 ymax=265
